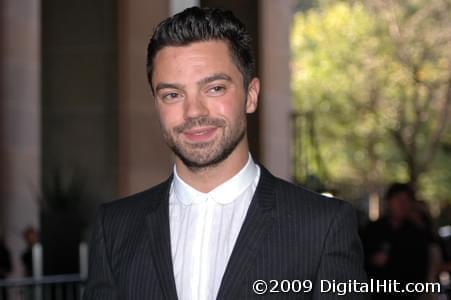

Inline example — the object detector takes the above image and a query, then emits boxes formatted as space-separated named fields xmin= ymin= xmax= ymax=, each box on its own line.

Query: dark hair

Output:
xmin=384 ymin=183 xmax=415 ymax=202
xmin=146 ymin=6 xmax=255 ymax=92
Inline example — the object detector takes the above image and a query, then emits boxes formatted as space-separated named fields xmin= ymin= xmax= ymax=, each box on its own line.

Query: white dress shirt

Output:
xmin=169 ymin=155 xmax=260 ymax=300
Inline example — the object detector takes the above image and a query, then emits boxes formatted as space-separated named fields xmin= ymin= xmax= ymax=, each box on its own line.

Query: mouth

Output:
xmin=182 ymin=127 xmax=218 ymax=143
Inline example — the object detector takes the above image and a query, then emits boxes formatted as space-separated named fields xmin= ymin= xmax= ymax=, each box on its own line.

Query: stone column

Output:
xmin=259 ymin=0 xmax=294 ymax=181
xmin=117 ymin=0 xmax=173 ymax=196
xmin=0 ymin=0 xmax=41 ymax=277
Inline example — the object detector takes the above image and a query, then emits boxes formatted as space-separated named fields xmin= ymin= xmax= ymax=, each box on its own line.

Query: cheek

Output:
xmin=157 ymin=105 xmax=182 ymax=129
xmin=214 ymin=95 xmax=245 ymax=121
xmin=213 ymin=102 xmax=229 ymax=117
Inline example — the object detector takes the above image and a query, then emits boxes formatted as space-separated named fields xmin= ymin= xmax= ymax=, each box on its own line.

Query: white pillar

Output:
xmin=79 ymin=242 xmax=88 ymax=279
xmin=259 ymin=0 xmax=294 ymax=181
xmin=32 ymin=243 xmax=43 ymax=278
xmin=0 ymin=0 xmax=41 ymax=277
xmin=170 ymin=0 xmax=200 ymax=15
xmin=32 ymin=243 xmax=43 ymax=300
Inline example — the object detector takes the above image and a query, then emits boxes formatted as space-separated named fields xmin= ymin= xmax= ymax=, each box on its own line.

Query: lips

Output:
xmin=183 ymin=127 xmax=217 ymax=142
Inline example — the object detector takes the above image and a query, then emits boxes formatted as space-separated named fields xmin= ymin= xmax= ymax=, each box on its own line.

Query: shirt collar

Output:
xmin=172 ymin=154 xmax=258 ymax=206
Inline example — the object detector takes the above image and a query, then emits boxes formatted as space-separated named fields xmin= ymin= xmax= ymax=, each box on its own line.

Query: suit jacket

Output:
xmin=83 ymin=166 xmax=368 ymax=299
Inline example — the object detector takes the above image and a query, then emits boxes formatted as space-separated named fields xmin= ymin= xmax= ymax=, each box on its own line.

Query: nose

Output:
xmin=183 ymin=95 xmax=209 ymax=119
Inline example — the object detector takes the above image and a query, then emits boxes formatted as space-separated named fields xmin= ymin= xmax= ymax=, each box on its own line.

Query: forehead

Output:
xmin=152 ymin=40 xmax=242 ymax=84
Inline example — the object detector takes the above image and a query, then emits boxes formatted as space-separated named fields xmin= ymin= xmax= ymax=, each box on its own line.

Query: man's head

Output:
xmin=147 ymin=7 xmax=256 ymax=93
xmin=384 ymin=183 xmax=415 ymax=221
xmin=147 ymin=7 xmax=259 ymax=172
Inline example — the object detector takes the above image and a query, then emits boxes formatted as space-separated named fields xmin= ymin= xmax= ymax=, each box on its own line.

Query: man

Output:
xmin=0 ymin=237 xmax=12 ymax=300
xmin=84 ymin=7 xmax=367 ymax=300
xmin=362 ymin=183 xmax=430 ymax=300
xmin=0 ymin=239 xmax=11 ymax=279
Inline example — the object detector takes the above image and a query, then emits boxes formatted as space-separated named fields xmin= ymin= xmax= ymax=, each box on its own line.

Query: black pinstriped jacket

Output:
xmin=83 ymin=166 xmax=368 ymax=299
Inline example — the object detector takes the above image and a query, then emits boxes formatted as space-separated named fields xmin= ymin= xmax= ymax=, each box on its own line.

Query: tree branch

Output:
xmin=420 ymin=61 xmax=451 ymax=171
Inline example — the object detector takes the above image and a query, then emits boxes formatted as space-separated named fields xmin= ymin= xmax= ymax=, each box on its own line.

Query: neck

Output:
xmin=175 ymin=142 xmax=250 ymax=193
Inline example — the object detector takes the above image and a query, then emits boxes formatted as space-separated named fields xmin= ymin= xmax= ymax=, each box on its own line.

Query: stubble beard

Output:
xmin=162 ymin=115 xmax=246 ymax=172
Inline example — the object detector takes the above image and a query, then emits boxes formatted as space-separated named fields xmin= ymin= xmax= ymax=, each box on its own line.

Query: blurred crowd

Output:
xmin=361 ymin=183 xmax=450 ymax=300
xmin=0 ymin=226 xmax=38 ymax=280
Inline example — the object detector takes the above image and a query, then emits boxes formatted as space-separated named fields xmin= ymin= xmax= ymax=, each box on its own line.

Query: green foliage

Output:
xmin=291 ymin=0 xmax=451 ymax=202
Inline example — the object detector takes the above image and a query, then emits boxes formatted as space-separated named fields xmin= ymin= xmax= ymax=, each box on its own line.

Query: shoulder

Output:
xmin=258 ymin=167 xmax=363 ymax=269
xmin=261 ymin=167 xmax=355 ymax=223
xmin=106 ymin=178 xmax=170 ymax=209
xmin=97 ymin=177 xmax=172 ymax=228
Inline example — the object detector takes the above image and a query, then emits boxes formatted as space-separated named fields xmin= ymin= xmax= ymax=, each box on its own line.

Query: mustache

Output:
xmin=174 ymin=117 xmax=226 ymax=134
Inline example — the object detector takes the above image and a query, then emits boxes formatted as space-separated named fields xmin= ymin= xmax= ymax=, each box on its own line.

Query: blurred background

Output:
xmin=0 ymin=0 xmax=450 ymax=299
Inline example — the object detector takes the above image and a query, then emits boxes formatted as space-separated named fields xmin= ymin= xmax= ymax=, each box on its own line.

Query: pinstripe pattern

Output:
xmin=83 ymin=166 xmax=368 ymax=300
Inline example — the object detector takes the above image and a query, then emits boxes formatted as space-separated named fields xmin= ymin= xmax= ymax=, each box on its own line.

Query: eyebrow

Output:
xmin=196 ymin=73 xmax=232 ymax=86
xmin=154 ymin=73 xmax=232 ymax=93
xmin=155 ymin=83 xmax=184 ymax=93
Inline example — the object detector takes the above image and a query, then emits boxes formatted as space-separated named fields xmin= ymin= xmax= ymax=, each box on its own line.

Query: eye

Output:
xmin=161 ymin=92 xmax=182 ymax=102
xmin=207 ymin=85 xmax=226 ymax=96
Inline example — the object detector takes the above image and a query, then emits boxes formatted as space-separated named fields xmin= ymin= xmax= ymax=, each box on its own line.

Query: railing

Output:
xmin=0 ymin=242 xmax=88 ymax=300
xmin=0 ymin=274 xmax=84 ymax=300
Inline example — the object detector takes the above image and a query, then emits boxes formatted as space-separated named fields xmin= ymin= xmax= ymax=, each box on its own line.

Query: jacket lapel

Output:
xmin=216 ymin=166 xmax=277 ymax=300
xmin=145 ymin=177 xmax=179 ymax=300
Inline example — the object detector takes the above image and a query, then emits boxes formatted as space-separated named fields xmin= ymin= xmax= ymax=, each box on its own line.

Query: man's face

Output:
xmin=387 ymin=192 xmax=412 ymax=221
xmin=152 ymin=40 xmax=259 ymax=170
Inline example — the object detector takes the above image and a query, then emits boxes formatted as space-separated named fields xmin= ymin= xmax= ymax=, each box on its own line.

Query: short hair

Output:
xmin=146 ymin=6 xmax=256 ymax=92
xmin=384 ymin=183 xmax=415 ymax=202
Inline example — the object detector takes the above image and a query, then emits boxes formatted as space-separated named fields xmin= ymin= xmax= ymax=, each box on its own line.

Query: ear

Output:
xmin=245 ymin=77 xmax=260 ymax=114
